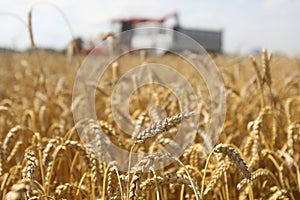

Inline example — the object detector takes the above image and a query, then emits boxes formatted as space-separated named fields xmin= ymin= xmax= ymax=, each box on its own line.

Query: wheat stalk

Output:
xmin=214 ymin=144 xmax=251 ymax=179
xmin=136 ymin=111 xmax=195 ymax=142
xmin=204 ymin=159 xmax=232 ymax=196
xmin=237 ymin=168 xmax=280 ymax=190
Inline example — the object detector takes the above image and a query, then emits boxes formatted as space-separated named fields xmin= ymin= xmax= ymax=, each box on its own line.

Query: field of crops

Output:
xmin=0 ymin=49 xmax=299 ymax=200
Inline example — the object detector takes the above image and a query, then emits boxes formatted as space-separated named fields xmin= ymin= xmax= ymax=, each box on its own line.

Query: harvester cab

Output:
xmin=110 ymin=12 xmax=180 ymax=53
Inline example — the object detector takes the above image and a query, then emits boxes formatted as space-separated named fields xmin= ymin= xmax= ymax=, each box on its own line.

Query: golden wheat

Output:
xmin=0 ymin=44 xmax=299 ymax=200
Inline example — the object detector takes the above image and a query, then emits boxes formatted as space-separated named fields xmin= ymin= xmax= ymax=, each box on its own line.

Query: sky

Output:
xmin=0 ymin=0 xmax=300 ymax=55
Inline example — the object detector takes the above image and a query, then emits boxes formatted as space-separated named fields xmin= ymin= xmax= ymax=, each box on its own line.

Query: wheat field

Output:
xmin=0 ymin=48 xmax=299 ymax=200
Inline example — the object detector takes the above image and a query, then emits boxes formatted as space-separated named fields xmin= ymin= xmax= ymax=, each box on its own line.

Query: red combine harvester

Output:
xmin=69 ymin=12 xmax=222 ymax=57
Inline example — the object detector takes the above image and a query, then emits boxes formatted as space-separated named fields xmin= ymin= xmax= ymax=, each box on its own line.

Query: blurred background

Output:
xmin=1 ymin=0 xmax=299 ymax=55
